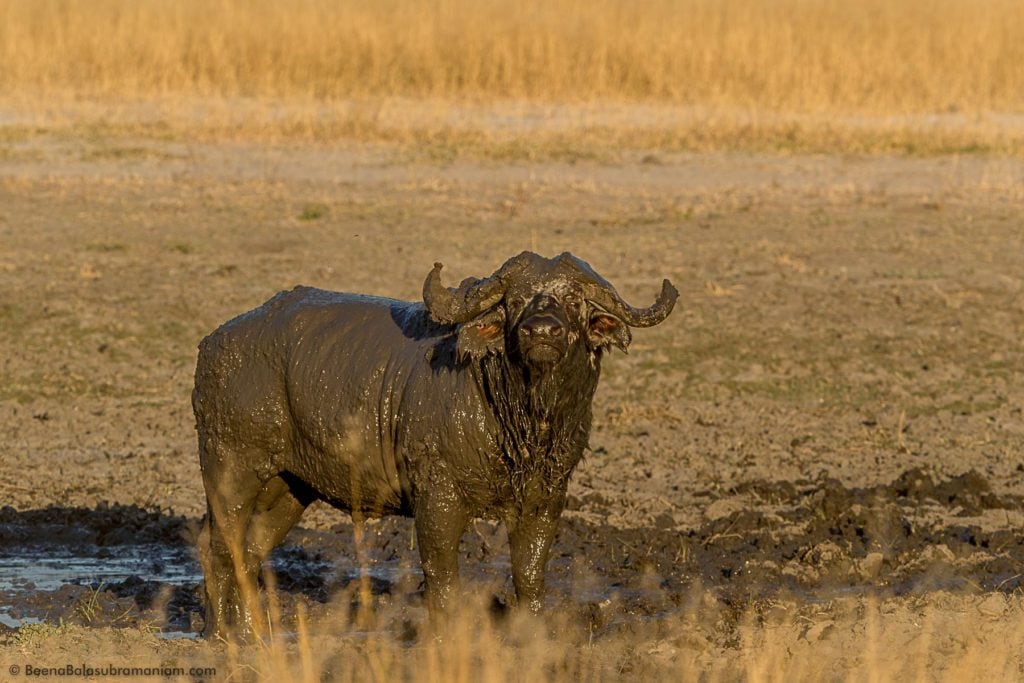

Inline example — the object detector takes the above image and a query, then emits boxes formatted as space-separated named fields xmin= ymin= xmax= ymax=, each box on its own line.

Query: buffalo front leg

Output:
xmin=413 ymin=466 xmax=469 ymax=622
xmin=507 ymin=493 xmax=566 ymax=613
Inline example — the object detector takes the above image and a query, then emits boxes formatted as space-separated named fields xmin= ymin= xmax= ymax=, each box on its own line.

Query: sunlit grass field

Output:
xmin=1 ymin=0 xmax=1022 ymax=154
xmin=11 ymin=587 xmax=1024 ymax=682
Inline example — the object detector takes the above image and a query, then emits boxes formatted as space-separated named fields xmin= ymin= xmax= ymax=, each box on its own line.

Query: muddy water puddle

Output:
xmin=0 ymin=505 xmax=199 ymax=633
xmin=0 ymin=507 xmax=433 ymax=637
xmin=0 ymin=543 xmax=198 ymax=631
xmin=0 ymin=508 xmax=660 ymax=639
xmin=0 ymin=538 xmax=420 ymax=636
xmin=0 ymin=544 xmax=199 ymax=592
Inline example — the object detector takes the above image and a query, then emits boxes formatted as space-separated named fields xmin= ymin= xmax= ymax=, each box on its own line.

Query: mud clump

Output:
xmin=888 ymin=467 xmax=1005 ymax=515
xmin=678 ymin=468 xmax=1024 ymax=603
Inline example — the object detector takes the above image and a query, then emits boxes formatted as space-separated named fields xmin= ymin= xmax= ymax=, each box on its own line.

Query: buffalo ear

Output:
xmin=587 ymin=311 xmax=631 ymax=352
xmin=456 ymin=309 xmax=506 ymax=361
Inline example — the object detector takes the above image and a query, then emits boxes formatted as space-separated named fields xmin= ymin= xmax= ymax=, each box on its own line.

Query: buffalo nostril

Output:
xmin=522 ymin=316 xmax=563 ymax=339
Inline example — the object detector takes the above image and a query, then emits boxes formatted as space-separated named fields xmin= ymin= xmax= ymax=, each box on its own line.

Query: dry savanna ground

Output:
xmin=0 ymin=136 xmax=1022 ymax=681
xmin=2 ymin=1 xmax=1024 ymax=681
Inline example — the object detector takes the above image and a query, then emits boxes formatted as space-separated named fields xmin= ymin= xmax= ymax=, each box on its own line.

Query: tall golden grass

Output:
xmin=1 ymin=0 xmax=1023 ymax=152
xmin=7 ymin=587 xmax=1022 ymax=682
xmin=2 ymin=0 xmax=1023 ymax=114
xmin=178 ymin=588 xmax=1024 ymax=681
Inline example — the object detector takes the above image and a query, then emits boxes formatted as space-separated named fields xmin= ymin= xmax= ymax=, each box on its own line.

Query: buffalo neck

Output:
xmin=475 ymin=345 xmax=599 ymax=498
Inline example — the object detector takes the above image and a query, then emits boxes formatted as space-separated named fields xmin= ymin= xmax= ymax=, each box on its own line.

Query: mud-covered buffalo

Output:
xmin=192 ymin=251 xmax=677 ymax=637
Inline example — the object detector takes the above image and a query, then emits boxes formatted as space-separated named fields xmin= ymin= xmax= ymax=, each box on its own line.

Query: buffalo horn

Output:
xmin=586 ymin=278 xmax=678 ymax=327
xmin=423 ymin=252 xmax=536 ymax=323
xmin=552 ymin=253 xmax=676 ymax=327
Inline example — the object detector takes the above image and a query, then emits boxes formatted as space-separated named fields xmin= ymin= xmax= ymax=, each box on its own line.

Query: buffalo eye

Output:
xmin=456 ymin=311 xmax=507 ymax=361
xmin=507 ymin=295 xmax=528 ymax=310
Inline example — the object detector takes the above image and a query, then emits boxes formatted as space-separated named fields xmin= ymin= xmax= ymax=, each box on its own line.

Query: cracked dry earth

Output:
xmin=1 ymin=137 xmax=1023 ymax=679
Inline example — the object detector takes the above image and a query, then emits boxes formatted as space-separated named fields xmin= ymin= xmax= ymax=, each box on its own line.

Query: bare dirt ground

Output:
xmin=1 ymin=136 xmax=1024 ymax=679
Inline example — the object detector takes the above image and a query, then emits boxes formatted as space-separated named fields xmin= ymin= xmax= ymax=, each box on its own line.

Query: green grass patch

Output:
xmin=165 ymin=242 xmax=195 ymax=254
xmin=85 ymin=242 xmax=128 ymax=253
xmin=298 ymin=203 xmax=328 ymax=221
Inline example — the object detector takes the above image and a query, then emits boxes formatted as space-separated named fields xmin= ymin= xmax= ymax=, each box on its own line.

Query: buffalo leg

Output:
xmin=508 ymin=495 xmax=565 ymax=613
xmin=199 ymin=472 xmax=261 ymax=639
xmin=413 ymin=470 xmax=469 ymax=622
xmin=246 ymin=474 xmax=313 ymax=583
xmin=200 ymin=470 xmax=311 ymax=640
xmin=197 ymin=505 xmax=233 ymax=639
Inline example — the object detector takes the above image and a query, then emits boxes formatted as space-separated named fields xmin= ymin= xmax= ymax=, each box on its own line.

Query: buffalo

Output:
xmin=193 ymin=251 xmax=677 ymax=638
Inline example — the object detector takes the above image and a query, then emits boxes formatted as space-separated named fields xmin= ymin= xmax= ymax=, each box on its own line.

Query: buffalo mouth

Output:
xmin=523 ymin=341 xmax=566 ymax=366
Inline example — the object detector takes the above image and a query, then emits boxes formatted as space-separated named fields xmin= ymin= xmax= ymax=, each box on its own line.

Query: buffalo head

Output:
xmin=423 ymin=251 xmax=678 ymax=368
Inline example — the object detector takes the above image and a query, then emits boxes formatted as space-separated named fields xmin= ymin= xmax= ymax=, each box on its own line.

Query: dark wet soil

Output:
xmin=2 ymin=467 xmax=1022 ymax=639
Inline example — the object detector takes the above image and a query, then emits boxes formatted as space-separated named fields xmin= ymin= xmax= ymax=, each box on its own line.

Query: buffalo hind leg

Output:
xmin=246 ymin=473 xmax=315 ymax=588
xmin=200 ymin=471 xmax=314 ymax=640
xmin=198 ymin=463 xmax=262 ymax=640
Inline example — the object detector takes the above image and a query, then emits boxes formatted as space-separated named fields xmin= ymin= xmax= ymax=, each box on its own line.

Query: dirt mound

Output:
xmin=674 ymin=468 xmax=1024 ymax=603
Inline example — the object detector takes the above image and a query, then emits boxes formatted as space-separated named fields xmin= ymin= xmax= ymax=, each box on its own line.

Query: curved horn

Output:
xmin=554 ymin=253 xmax=677 ymax=327
xmin=422 ymin=262 xmax=506 ymax=324
xmin=424 ymin=252 xmax=542 ymax=323
xmin=583 ymin=278 xmax=678 ymax=327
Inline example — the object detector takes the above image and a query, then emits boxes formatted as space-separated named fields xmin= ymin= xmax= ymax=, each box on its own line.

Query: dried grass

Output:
xmin=1 ymin=0 xmax=1022 ymax=153
xmin=192 ymin=588 xmax=1024 ymax=681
